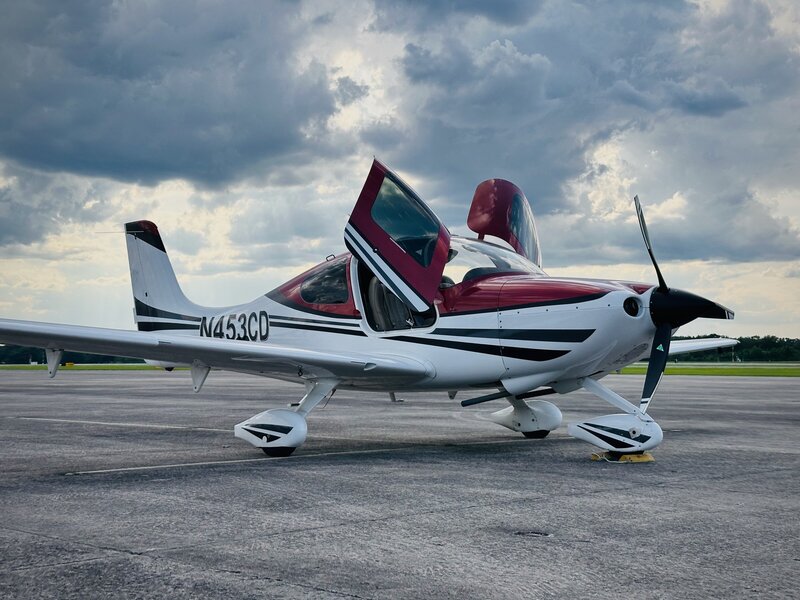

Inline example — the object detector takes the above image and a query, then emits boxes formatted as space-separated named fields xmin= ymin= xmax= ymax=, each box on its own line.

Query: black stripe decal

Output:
xmin=125 ymin=222 xmax=166 ymax=252
xmin=438 ymin=292 xmax=610 ymax=317
xmin=431 ymin=328 xmax=594 ymax=343
xmin=243 ymin=427 xmax=279 ymax=443
xmin=270 ymin=322 xmax=367 ymax=337
xmin=246 ymin=423 xmax=293 ymax=435
xmin=585 ymin=423 xmax=651 ymax=443
xmin=576 ymin=425 xmax=634 ymax=449
xmin=345 ymin=224 xmax=418 ymax=307
xmin=388 ymin=336 xmax=569 ymax=362
xmin=135 ymin=299 xmax=201 ymax=322
xmin=265 ymin=291 xmax=361 ymax=320
xmin=137 ymin=322 xmax=200 ymax=332
xmin=270 ymin=315 xmax=361 ymax=328
xmin=501 ymin=346 xmax=571 ymax=361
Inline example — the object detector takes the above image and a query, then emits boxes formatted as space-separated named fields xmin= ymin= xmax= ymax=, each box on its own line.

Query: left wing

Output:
xmin=0 ymin=318 xmax=431 ymax=383
xmin=668 ymin=337 xmax=738 ymax=356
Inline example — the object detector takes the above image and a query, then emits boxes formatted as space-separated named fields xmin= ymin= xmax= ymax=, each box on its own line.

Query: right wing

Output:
xmin=0 ymin=318 xmax=432 ymax=384
xmin=668 ymin=337 xmax=738 ymax=356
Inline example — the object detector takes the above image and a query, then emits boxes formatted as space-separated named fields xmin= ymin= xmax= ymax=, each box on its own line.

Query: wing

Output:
xmin=668 ymin=337 xmax=738 ymax=356
xmin=0 ymin=318 xmax=431 ymax=383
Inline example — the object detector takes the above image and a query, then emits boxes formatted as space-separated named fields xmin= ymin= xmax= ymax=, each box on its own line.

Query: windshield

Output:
xmin=441 ymin=236 xmax=545 ymax=286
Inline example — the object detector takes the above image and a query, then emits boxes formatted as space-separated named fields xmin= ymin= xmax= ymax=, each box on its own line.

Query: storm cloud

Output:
xmin=0 ymin=0 xmax=798 ymax=334
xmin=360 ymin=0 xmax=800 ymax=263
xmin=0 ymin=1 xmax=343 ymax=186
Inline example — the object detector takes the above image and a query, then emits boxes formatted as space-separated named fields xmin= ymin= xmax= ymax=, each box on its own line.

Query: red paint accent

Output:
xmin=136 ymin=220 xmax=160 ymax=237
xmin=623 ymin=282 xmax=653 ymax=294
xmin=270 ymin=255 xmax=360 ymax=318
xmin=497 ymin=277 xmax=619 ymax=307
xmin=439 ymin=276 xmax=506 ymax=314
xmin=125 ymin=220 xmax=166 ymax=251
xmin=558 ymin=278 xmax=654 ymax=295
xmin=439 ymin=274 xmax=624 ymax=315
xmin=348 ymin=159 xmax=450 ymax=306
xmin=467 ymin=179 xmax=540 ymax=265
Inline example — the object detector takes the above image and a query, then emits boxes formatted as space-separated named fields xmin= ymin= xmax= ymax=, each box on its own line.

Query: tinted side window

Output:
xmin=370 ymin=176 xmax=440 ymax=267
xmin=300 ymin=261 xmax=349 ymax=304
xmin=509 ymin=193 xmax=539 ymax=264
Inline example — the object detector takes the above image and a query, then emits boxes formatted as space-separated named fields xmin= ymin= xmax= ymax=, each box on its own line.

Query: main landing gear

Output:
xmin=489 ymin=396 xmax=563 ymax=439
xmin=479 ymin=375 xmax=665 ymax=457
xmin=234 ymin=378 xmax=337 ymax=457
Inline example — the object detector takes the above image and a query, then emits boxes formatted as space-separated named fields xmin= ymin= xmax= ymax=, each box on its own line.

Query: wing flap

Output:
xmin=0 ymin=318 xmax=431 ymax=382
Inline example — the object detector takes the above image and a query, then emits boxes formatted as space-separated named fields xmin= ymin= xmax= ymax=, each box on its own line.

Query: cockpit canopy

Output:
xmin=345 ymin=160 xmax=543 ymax=315
xmin=442 ymin=236 xmax=544 ymax=287
xmin=467 ymin=178 xmax=542 ymax=268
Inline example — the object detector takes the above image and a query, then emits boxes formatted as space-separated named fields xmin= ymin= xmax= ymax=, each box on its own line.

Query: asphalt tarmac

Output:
xmin=0 ymin=370 xmax=798 ymax=599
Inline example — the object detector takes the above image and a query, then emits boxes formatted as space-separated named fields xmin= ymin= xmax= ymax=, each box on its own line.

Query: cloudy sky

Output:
xmin=1 ymin=0 xmax=798 ymax=338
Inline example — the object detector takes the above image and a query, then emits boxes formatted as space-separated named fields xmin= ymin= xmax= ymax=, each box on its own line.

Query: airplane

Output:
xmin=0 ymin=159 xmax=737 ymax=458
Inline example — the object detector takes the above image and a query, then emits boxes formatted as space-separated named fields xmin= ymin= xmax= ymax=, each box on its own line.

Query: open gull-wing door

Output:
xmin=344 ymin=160 xmax=451 ymax=312
xmin=467 ymin=179 xmax=542 ymax=268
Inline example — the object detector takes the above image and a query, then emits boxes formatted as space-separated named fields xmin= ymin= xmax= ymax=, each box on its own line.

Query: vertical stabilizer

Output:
xmin=125 ymin=220 xmax=208 ymax=333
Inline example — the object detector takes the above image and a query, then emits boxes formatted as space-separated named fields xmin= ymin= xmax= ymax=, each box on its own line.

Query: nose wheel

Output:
xmin=567 ymin=377 xmax=663 ymax=454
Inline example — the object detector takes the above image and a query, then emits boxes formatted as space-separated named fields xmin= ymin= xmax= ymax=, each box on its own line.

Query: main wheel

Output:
xmin=522 ymin=430 xmax=550 ymax=439
xmin=262 ymin=446 xmax=296 ymax=457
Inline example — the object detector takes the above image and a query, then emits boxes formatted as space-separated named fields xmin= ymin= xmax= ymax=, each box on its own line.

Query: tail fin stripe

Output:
xmin=125 ymin=221 xmax=166 ymax=252
xmin=134 ymin=299 xmax=202 ymax=322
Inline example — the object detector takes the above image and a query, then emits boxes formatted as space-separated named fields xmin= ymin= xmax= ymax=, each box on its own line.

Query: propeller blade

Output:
xmin=632 ymin=195 xmax=734 ymax=416
xmin=634 ymin=195 xmax=668 ymax=292
xmin=650 ymin=288 xmax=734 ymax=328
xmin=640 ymin=323 xmax=672 ymax=413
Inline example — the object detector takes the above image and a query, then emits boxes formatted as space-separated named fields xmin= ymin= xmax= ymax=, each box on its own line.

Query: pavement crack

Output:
xmin=0 ymin=524 xmax=147 ymax=562
xmin=3 ymin=557 xmax=108 ymax=574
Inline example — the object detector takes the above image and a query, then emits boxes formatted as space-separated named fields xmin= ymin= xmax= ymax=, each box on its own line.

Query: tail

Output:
xmin=125 ymin=220 xmax=210 ymax=334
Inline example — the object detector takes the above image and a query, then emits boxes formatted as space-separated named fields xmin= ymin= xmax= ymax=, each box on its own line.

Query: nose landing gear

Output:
xmin=567 ymin=376 xmax=663 ymax=457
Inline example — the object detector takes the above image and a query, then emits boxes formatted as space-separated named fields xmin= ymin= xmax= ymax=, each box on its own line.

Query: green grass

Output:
xmin=620 ymin=363 xmax=800 ymax=377
xmin=0 ymin=364 xmax=157 ymax=371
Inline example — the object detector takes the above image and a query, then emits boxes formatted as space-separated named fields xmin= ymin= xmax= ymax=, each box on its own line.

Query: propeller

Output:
xmin=633 ymin=195 xmax=734 ymax=413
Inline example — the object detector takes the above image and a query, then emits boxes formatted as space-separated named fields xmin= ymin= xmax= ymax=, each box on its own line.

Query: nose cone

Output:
xmin=649 ymin=287 xmax=734 ymax=328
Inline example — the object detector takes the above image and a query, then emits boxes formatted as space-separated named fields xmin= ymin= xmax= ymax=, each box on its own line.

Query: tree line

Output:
xmin=0 ymin=346 xmax=144 ymax=365
xmin=673 ymin=335 xmax=800 ymax=362
xmin=1 ymin=335 xmax=799 ymax=364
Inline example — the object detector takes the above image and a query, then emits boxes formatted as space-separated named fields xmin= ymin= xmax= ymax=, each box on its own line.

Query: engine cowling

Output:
xmin=567 ymin=413 xmax=663 ymax=453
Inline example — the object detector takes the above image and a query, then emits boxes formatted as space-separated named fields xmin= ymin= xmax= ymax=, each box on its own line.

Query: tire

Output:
xmin=262 ymin=446 xmax=296 ymax=457
xmin=522 ymin=430 xmax=550 ymax=439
